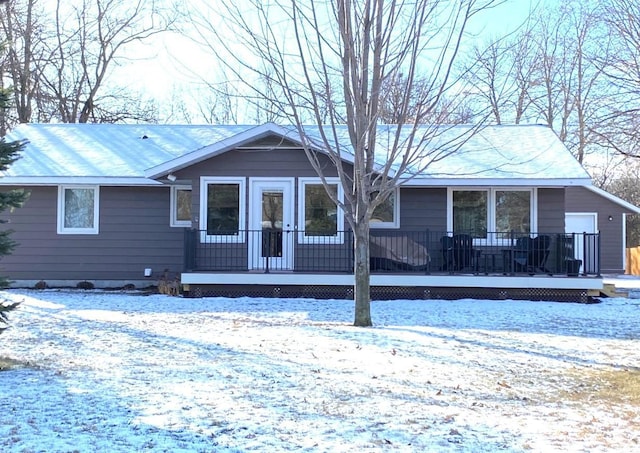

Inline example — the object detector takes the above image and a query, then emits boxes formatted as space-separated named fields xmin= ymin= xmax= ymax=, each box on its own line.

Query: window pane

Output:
xmin=453 ymin=191 xmax=487 ymax=237
xmin=262 ymin=190 xmax=283 ymax=229
xmin=64 ymin=188 xmax=94 ymax=228
xmin=305 ymin=184 xmax=337 ymax=236
xmin=262 ymin=191 xmax=283 ymax=257
xmin=372 ymin=192 xmax=395 ymax=224
xmin=496 ymin=191 xmax=530 ymax=233
xmin=207 ymin=184 xmax=239 ymax=234
xmin=176 ymin=189 xmax=192 ymax=222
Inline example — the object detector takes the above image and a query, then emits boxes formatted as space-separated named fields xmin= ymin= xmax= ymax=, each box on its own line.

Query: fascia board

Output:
xmin=0 ymin=176 xmax=163 ymax=186
xmin=398 ymin=178 xmax=594 ymax=187
xmin=584 ymin=185 xmax=640 ymax=214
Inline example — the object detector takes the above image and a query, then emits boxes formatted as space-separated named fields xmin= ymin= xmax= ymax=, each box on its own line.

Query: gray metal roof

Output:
xmin=1 ymin=122 xmax=591 ymax=186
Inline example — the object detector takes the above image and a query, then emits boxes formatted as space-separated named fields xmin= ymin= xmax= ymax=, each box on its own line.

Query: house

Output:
xmin=0 ymin=122 xmax=619 ymax=301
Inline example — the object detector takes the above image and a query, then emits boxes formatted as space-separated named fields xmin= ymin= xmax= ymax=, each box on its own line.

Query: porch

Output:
xmin=181 ymin=230 xmax=603 ymax=302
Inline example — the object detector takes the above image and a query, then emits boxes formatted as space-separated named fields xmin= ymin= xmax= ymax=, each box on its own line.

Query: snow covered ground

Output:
xmin=1 ymin=288 xmax=639 ymax=452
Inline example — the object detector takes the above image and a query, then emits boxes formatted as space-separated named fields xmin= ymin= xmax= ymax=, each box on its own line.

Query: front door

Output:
xmin=249 ymin=178 xmax=295 ymax=270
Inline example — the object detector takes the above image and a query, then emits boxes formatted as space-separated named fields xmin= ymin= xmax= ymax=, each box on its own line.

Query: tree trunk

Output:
xmin=353 ymin=219 xmax=372 ymax=327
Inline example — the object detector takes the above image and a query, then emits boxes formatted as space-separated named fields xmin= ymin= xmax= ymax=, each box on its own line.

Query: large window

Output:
xmin=200 ymin=177 xmax=245 ymax=241
xmin=450 ymin=188 xmax=534 ymax=240
xmin=495 ymin=190 xmax=531 ymax=233
xmin=298 ymin=178 xmax=344 ymax=243
xmin=57 ymin=185 xmax=99 ymax=234
xmin=452 ymin=191 xmax=488 ymax=237
xmin=170 ymin=185 xmax=192 ymax=227
xmin=370 ymin=189 xmax=400 ymax=229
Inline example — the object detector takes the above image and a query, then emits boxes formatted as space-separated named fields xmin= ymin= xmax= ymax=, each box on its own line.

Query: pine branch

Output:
xmin=0 ymin=301 xmax=20 ymax=333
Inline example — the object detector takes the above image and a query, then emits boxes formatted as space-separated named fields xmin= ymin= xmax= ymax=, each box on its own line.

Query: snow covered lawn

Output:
xmin=1 ymin=289 xmax=639 ymax=452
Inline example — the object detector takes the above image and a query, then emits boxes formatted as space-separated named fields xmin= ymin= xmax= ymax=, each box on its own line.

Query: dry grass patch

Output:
xmin=0 ymin=356 xmax=26 ymax=371
xmin=560 ymin=367 xmax=640 ymax=408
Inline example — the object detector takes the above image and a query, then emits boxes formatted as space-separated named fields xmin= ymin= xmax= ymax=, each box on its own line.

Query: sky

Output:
xmin=116 ymin=0 xmax=547 ymax=123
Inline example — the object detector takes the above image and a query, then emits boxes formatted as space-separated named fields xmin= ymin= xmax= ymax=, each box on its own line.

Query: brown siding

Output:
xmin=398 ymin=187 xmax=447 ymax=269
xmin=182 ymin=148 xmax=336 ymax=179
xmin=537 ymin=188 xmax=564 ymax=233
xmin=566 ymin=186 xmax=627 ymax=273
xmin=398 ymin=187 xmax=447 ymax=232
xmin=0 ymin=186 xmax=184 ymax=284
xmin=536 ymin=189 xmax=567 ymax=275
xmin=175 ymin=148 xmax=340 ymax=228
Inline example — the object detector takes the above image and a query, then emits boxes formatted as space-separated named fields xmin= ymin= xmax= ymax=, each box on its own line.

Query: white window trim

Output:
xmin=370 ymin=187 xmax=400 ymax=229
xmin=170 ymin=185 xmax=192 ymax=227
xmin=57 ymin=185 xmax=100 ymax=235
xmin=199 ymin=176 xmax=246 ymax=243
xmin=447 ymin=187 xmax=537 ymax=244
xmin=298 ymin=177 xmax=345 ymax=244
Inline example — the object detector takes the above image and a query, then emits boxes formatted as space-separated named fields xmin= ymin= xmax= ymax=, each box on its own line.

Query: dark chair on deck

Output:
xmin=441 ymin=236 xmax=455 ymax=271
xmin=512 ymin=237 xmax=531 ymax=273
xmin=528 ymin=235 xmax=551 ymax=274
xmin=441 ymin=234 xmax=479 ymax=273
xmin=511 ymin=235 xmax=551 ymax=274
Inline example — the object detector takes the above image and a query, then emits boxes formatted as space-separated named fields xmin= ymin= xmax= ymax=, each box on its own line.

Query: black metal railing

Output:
xmin=439 ymin=231 xmax=600 ymax=277
xmin=184 ymin=229 xmax=600 ymax=277
xmin=184 ymin=229 xmax=354 ymax=273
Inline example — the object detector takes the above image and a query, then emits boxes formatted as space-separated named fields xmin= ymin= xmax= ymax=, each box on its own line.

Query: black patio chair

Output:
xmin=440 ymin=235 xmax=455 ymax=272
xmin=528 ymin=235 xmax=551 ymax=274
xmin=441 ymin=234 xmax=479 ymax=272
xmin=453 ymin=234 xmax=476 ymax=272
xmin=512 ymin=236 xmax=531 ymax=273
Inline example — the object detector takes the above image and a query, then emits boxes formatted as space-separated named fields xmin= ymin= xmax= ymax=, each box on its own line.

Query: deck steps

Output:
xmin=600 ymin=283 xmax=629 ymax=298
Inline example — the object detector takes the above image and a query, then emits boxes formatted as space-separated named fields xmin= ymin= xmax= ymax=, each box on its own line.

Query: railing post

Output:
xmin=596 ymin=232 xmax=602 ymax=277
xmin=425 ymin=229 xmax=431 ymax=275
xmin=581 ymin=232 xmax=586 ymax=276
xmin=264 ymin=229 xmax=270 ymax=274
xmin=508 ymin=230 xmax=515 ymax=275
xmin=583 ymin=231 xmax=601 ymax=277
xmin=183 ymin=228 xmax=196 ymax=271
xmin=566 ymin=232 xmax=579 ymax=276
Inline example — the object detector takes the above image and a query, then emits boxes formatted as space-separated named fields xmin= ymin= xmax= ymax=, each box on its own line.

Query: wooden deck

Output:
xmin=181 ymin=271 xmax=603 ymax=302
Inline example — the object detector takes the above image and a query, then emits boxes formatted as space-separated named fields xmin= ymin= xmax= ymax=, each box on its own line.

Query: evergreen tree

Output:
xmin=0 ymin=119 xmax=28 ymax=283
xmin=0 ymin=80 xmax=28 ymax=333
xmin=0 ymin=300 xmax=20 ymax=334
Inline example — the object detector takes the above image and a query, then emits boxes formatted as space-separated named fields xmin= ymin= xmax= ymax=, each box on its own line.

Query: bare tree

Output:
xmin=379 ymin=72 xmax=472 ymax=124
xmin=594 ymin=0 xmax=640 ymax=159
xmin=508 ymin=28 xmax=543 ymax=125
xmin=462 ymin=38 xmax=512 ymax=124
xmin=47 ymin=0 xmax=176 ymax=123
xmin=461 ymin=0 xmax=609 ymax=165
xmin=0 ymin=0 xmax=176 ymax=126
xmin=461 ymin=23 xmax=541 ymax=126
xmin=549 ymin=1 xmax=607 ymax=164
xmin=602 ymin=159 xmax=640 ymax=247
xmin=197 ymin=83 xmax=242 ymax=125
xmin=0 ymin=0 xmax=44 ymax=129
xmin=188 ymin=0 xmax=502 ymax=326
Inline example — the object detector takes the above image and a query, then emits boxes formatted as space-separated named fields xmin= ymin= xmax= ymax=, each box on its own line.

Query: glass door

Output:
xmin=249 ymin=179 xmax=294 ymax=270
